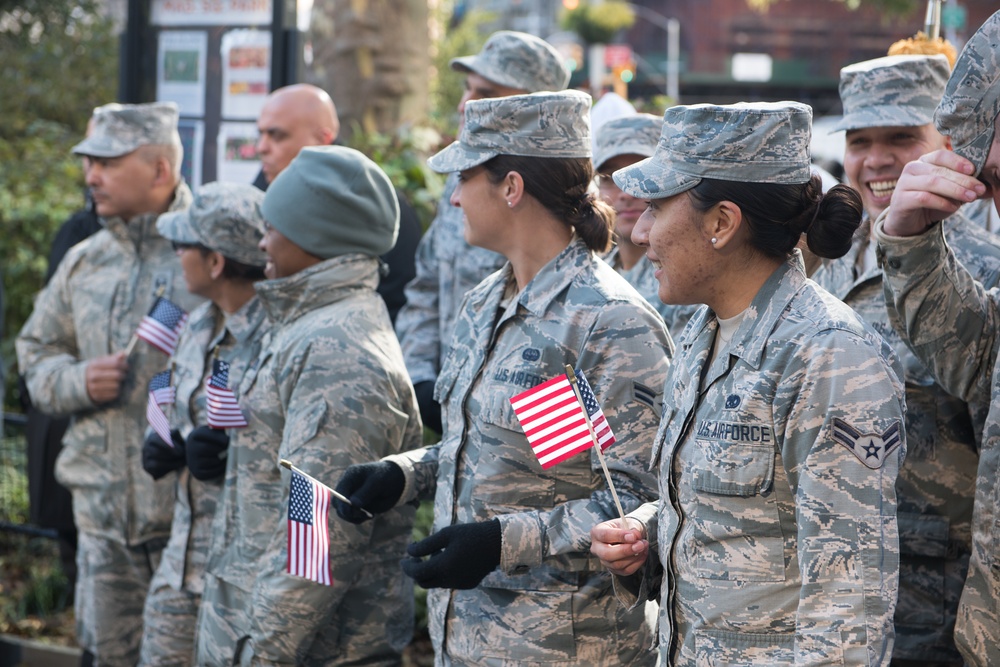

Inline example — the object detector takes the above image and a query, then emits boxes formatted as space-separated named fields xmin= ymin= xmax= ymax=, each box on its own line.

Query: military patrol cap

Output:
xmin=157 ymin=182 xmax=266 ymax=267
xmin=450 ymin=30 xmax=571 ymax=93
xmin=593 ymin=113 xmax=661 ymax=173
xmin=262 ymin=145 xmax=399 ymax=259
xmin=614 ymin=101 xmax=813 ymax=199
xmin=934 ymin=10 xmax=1000 ymax=177
xmin=832 ymin=54 xmax=950 ymax=133
xmin=72 ymin=102 xmax=180 ymax=158
xmin=427 ymin=90 xmax=592 ymax=173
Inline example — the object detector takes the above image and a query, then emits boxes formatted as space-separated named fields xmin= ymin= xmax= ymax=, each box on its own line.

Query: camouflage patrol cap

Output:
xmin=427 ymin=90 xmax=592 ymax=173
xmin=157 ymin=182 xmax=266 ymax=267
xmin=832 ymin=54 xmax=950 ymax=133
xmin=450 ymin=30 xmax=571 ymax=93
xmin=72 ymin=102 xmax=181 ymax=158
xmin=613 ymin=101 xmax=813 ymax=199
xmin=934 ymin=10 xmax=1000 ymax=177
xmin=593 ymin=113 xmax=661 ymax=173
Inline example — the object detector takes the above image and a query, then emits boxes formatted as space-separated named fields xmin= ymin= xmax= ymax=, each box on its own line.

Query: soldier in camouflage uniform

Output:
xmin=594 ymin=113 xmax=700 ymax=341
xmin=15 ymin=102 xmax=203 ymax=666
xmin=591 ymin=101 xmax=906 ymax=665
xmin=137 ymin=182 xmax=269 ymax=666
xmin=812 ymin=54 xmax=1000 ymax=667
xmin=194 ymin=146 xmax=421 ymax=666
xmin=337 ymin=90 xmax=671 ymax=665
xmin=394 ymin=30 xmax=570 ymax=433
xmin=874 ymin=11 xmax=1000 ymax=666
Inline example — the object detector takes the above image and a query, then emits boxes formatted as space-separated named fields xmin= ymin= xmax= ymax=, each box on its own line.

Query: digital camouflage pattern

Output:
xmin=614 ymin=102 xmax=813 ymax=200
xmin=450 ymin=30 xmax=570 ymax=94
xmin=815 ymin=212 xmax=1000 ymax=662
xmin=601 ymin=245 xmax=698 ymax=342
xmin=593 ymin=113 xmax=661 ymax=173
xmin=876 ymin=214 xmax=1000 ymax=666
xmin=831 ymin=54 xmax=950 ymax=133
xmin=72 ymin=102 xmax=181 ymax=158
xmin=157 ymin=182 xmax=267 ymax=267
xmin=428 ymin=90 xmax=592 ymax=174
xmin=15 ymin=181 xmax=203 ymax=662
xmin=388 ymin=239 xmax=671 ymax=665
xmin=934 ymin=9 xmax=1000 ymax=176
xmin=140 ymin=296 xmax=269 ymax=666
xmin=395 ymin=172 xmax=507 ymax=385
xmin=616 ymin=254 xmax=905 ymax=666
xmin=196 ymin=255 xmax=421 ymax=666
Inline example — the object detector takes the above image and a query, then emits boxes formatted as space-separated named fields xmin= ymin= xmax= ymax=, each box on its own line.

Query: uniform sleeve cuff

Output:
xmin=496 ymin=512 xmax=544 ymax=574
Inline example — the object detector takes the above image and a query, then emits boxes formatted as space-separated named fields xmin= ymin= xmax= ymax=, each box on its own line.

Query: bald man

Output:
xmin=252 ymin=83 xmax=421 ymax=323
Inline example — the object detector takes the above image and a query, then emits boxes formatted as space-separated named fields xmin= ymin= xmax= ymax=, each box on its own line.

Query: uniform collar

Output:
xmin=255 ymin=253 xmax=380 ymax=326
xmin=101 ymin=181 xmax=192 ymax=251
xmin=219 ymin=294 xmax=267 ymax=345
xmin=514 ymin=237 xmax=593 ymax=317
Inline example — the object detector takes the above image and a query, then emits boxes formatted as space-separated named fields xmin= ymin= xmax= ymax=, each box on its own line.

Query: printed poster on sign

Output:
xmin=157 ymin=30 xmax=207 ymax=116
xmin=217 ymin=121 xmax=261 ymax=183
xmin=177 ymin=119 xmax=204 ymax=188
xmin=221 ymin=29 xmax=270 ymax=120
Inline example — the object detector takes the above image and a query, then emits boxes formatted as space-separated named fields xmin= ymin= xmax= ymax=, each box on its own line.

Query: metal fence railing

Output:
xmin=0 ymin=413 xmax=58 ymax=539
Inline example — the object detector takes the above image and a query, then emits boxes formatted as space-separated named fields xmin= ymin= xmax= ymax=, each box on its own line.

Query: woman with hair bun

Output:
xmin=336 ymin=90 xmax=671 ymax=665
xmin=590 ymin=102 xmax=906 ymax=665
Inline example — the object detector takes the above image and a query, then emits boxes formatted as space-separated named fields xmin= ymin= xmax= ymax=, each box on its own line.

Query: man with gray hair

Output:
xmin=394 ymin=30 xmax=570 ymax=434
xmin=16 ymin=101 xmax=203 ymax=666
xmin=874 ymin=10 xmax=1000 ymax=666
xmin=812 ymin=52 xmax=1000 ymax=667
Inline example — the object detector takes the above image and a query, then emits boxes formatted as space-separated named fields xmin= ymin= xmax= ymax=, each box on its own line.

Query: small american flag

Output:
xmin=287 ymin=469 xmax=333 ymax=586
xmin=146 ymin=369 xmax=175 ymax=445
xmin=206 ymin=359 xmax=248 ymax=429
xmin=509 ymin=368 xmax=616 ymax=469
xmin=136 ymin=297 xmax=188 ymax=355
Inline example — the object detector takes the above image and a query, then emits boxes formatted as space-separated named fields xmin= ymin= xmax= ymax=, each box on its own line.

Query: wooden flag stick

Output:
xmin=278 ymin=459 xmax=373 ymax=519
xmin=564 ymin=365 xmax=627 ymax=525
xmin=165 ymin=361 xmax=175 ymax=427
xmin=124 ymin=332 xmax=140 ymax=357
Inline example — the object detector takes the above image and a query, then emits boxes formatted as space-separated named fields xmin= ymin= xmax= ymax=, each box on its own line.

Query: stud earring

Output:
xmin=507 ymin=201 xmax=513 ymax=208
xmin=711 ymin=237 xmax=718 ymax=245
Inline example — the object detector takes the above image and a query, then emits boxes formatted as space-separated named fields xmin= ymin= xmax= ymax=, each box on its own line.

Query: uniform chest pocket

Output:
xmin=688 ymin=441 xmax=785 ymax=582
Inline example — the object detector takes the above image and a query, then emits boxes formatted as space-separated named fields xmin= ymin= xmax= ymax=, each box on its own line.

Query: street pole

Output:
xmin=623 ymin=3 xmax=680 ymax=101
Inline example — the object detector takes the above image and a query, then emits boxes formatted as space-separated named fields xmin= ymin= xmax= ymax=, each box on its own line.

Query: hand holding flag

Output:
xmin=146 ymin=368 xmax=176 ymax=444
xmin=206 ymin=359 xmax=248 ymax=428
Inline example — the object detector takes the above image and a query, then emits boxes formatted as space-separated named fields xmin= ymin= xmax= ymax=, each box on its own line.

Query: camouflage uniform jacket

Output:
xmin=877 ymin=218 xmax=1000 ymax=667
xmin=16 ymin=183 xmax=202 ymax=545
xmin=204 ymin=254 xmax=421 ymax=665
xmin=814 ymin=213 xmax=1000 ymax=662
xmin=157 ymin=296 xmax=269 ymax=594
xmin=618 ymin=254 xmax=905 ymax=666
xmin=603 ymin=245 xmax=699 ymax=342
xmin=389 ymin=238 xmax=671 ymax=665
xmin=394 ymin=173 xmax=507 ymax=384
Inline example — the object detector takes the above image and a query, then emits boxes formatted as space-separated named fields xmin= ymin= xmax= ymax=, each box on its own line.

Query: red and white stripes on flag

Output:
xmin=287 ymin=469 xmax=333 ymax=586
xmin=509 ymin=369 xmax=616 ymax=469
xmin=136 ymin=297 xmax=188 ymax=356
xmin=146 ymin=369 xmax=175 ymax=444
xmin=206 ymin=359 xmax=248 ymax=429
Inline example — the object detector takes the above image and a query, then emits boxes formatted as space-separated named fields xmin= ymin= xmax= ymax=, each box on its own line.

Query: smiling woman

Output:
xmin=591 ymin=101 xmax=906 ymax=667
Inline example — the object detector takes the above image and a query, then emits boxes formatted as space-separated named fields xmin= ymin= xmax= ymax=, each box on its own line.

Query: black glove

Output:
xmin=400 ymin=519 xmax=501 ymax=590
xmin=142 ymin=429 xmax=187 ymax=480
xmin=413 ymin=380 xmax=442 ymax=435
xmin=185 ymin=425 xmax=230 ymax=481
xmin=334 ymin=461 xmax=406 ymax=524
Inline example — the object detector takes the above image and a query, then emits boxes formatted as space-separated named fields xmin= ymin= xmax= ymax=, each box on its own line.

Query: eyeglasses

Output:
xmin=595 ymin=173 xmax=618 ymax=189
xmin=171 ymin=241 xmax=208 ymax=252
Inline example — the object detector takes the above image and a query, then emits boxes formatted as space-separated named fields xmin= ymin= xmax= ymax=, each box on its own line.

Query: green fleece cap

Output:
xmin=261 ymin=146 xmax=400 ymax=259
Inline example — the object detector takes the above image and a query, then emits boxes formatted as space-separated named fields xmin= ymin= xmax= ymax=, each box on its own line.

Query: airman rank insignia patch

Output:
xmin=832 ymin=418 xmax=902 ymax=469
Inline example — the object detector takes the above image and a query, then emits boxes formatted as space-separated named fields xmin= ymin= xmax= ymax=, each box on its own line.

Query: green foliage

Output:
xmin=429 ymin=9 xmax=497 ymax=139
xmin=561 ymin=1 xmax=636 ymax=45
xmin=0 ymin=0 xmax=118 ymax=410
xmin=345 ymin=122 xmax=445 ymax=232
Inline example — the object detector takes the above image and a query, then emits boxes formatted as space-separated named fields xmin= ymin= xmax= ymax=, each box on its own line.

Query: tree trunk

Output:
xmin=307 ymin=0 xmax=430 ymax=139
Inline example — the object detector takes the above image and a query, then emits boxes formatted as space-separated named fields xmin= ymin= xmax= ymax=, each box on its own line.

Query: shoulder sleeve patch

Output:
xmin=832 ymin=418 xmax=902 ymax=469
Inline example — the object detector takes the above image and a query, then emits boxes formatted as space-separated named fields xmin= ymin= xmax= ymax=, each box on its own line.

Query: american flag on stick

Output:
xmin=509 ymin=368 xmax=616 ymax=469
xmin=286 ymin=467 xmax=333 ymax=586
xmin=136 ymin=297 xmax=188 ymax=355
xmin=206 ymin=359 xmax=248 ymax=429
xmin=146 ymin=369 xmax=175 ymax=444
